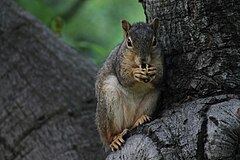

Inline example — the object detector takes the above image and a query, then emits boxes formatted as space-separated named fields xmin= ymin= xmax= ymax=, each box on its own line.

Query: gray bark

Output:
xmin=107 ymin=95 xmax=240 ymax=160
xmin=0 ymin=0 xmax=105 ymax=159
xmin=107 ymin=0 xmax=240 ymax=159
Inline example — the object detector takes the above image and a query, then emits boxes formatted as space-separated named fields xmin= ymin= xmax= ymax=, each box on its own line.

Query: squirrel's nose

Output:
xmin=141 ymin=58 xmax=146 ymax=64
xmin=140 ymin=56 xmax=151 ymax=65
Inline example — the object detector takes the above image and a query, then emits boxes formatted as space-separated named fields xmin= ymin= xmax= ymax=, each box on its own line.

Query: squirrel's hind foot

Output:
xmin=131 ymin=115 xmax=151 ymax=129
xmin=110 ymin=129 xmax=129 ymax=151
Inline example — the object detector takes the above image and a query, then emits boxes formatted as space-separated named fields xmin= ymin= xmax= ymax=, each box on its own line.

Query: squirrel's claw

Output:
xmin=135 ymin=65 xmax=157 ymax=83
xmin=145 ymin=66 xmax=157 ymax=82
xmin=110 ymin=143 xmax=119 ymax=151
xmin=110 ymin=129 xmax=128 ymax=151
xmin=131 ymin=115 xmax=151 ymax=129
xmin=133 ymin=68 xmax=149 ymax=83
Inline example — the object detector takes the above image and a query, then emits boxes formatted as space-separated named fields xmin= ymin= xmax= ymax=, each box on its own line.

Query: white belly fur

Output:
xmin=103 ymin=75 xmax=159 ymax=132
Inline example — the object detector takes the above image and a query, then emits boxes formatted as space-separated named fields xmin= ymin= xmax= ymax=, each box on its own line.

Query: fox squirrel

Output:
xmin=95 ymin=18 xmax=163 ymax=151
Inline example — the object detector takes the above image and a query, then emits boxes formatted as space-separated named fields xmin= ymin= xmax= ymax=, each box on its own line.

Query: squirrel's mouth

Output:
xmin=141 ymin=63 xmax=151 ymax=69
xmin=140 ymin=63 xmax=151 ymax=71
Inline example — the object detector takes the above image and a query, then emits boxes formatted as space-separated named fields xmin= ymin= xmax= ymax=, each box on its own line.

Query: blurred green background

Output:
xmin=16 ymin=0 xmax=145 ymax=65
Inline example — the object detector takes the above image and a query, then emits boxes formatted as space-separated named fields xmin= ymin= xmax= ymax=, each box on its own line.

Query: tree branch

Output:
xmin=0 ymin=0 xmax=104 ymax=159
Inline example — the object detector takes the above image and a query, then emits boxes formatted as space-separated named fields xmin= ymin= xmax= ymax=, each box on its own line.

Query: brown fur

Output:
xmin=95 ymin=18 xmax=163 ymax=150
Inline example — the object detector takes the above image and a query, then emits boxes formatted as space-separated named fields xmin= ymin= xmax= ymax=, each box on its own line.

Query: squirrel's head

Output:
xmin=121 ymin=18 xmax=159 ymax=65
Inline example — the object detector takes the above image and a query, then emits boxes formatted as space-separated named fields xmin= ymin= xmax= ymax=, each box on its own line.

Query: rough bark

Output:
xmin=107 ymin=0 xmax=240 ymax=159
xmin=107 ymin=95 xmax=240 ymax=160
xmin=0 ymin=0 xmax=105 ymax=160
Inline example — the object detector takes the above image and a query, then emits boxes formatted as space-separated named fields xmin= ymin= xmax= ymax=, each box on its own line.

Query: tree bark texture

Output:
xmin=107 ymin=0 xmax=240 ymax=159
xmin=0 ymin=0 xmax=105 ymax=159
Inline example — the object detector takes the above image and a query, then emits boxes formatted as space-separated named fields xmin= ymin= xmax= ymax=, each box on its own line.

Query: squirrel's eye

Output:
xmin=152 ymin=37 xmax=157 ymax=46
xmin=127 ymin=37 xmax=132 ymax=47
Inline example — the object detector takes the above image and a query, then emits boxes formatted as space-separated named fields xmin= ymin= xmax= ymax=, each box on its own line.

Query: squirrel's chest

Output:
xmin=119 ymin=85 xmax=156 ymax=130
xmin=104 ymin=75 xmax=157 ymax=130
xmin=105 ymin=75 xmax=152 ymax=107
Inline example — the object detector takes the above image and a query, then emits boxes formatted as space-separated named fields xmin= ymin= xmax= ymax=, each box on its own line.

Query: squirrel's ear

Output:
xmin=121 ymin=20 xmax=131 ymax=34
xmin=150 ymin=17 xmax=159 ymax=33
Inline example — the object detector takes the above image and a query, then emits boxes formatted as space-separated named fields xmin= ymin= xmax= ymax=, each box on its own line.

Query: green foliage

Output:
xmin=16 ymin=0 xmax=145 ymax=65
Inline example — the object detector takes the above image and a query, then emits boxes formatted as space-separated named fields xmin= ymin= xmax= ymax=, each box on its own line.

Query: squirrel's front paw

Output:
xmin=131 ymin=115 xmax=151 ymax=129
xmin=133 ymin=68 xmax=150 ymax=83
xmin=145 ymin=66 xmax=157 ymax=81
xmin=133 ymin=65 xmax=157 ymax=83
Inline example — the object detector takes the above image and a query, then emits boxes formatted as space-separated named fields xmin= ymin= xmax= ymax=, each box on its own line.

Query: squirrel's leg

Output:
xmin=131 ymin=90 xmax=159 ymax=130
xmin=96 ymin=93 xmax=113 ymax=148
xmin=99 ymin=75 xmax=130 ymax=151
xmin=110 ymin=129 xmax=129 ymax=151
xmin=131 ymin=115 xmax=151 ymax=129
xmin=96 ymin=76 xmax=123 ymax=149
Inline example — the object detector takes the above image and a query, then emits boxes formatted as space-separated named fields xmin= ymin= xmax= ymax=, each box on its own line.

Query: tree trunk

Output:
xmin=0 ymin=0 xmax=105 ymax=159
xmin=107 ymin=0 xmax=240 ymax=159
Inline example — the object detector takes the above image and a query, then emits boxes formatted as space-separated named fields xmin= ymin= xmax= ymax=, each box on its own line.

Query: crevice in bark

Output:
xmin=208 ymin=116 xmax=219 ymax=126
xmin=142 ymin=125 xmax=162 ymax=152
xmin=127 ymin=120 xmax=184 ymax=159
xmin=197 ymin=104 xmax=210 ymax=160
